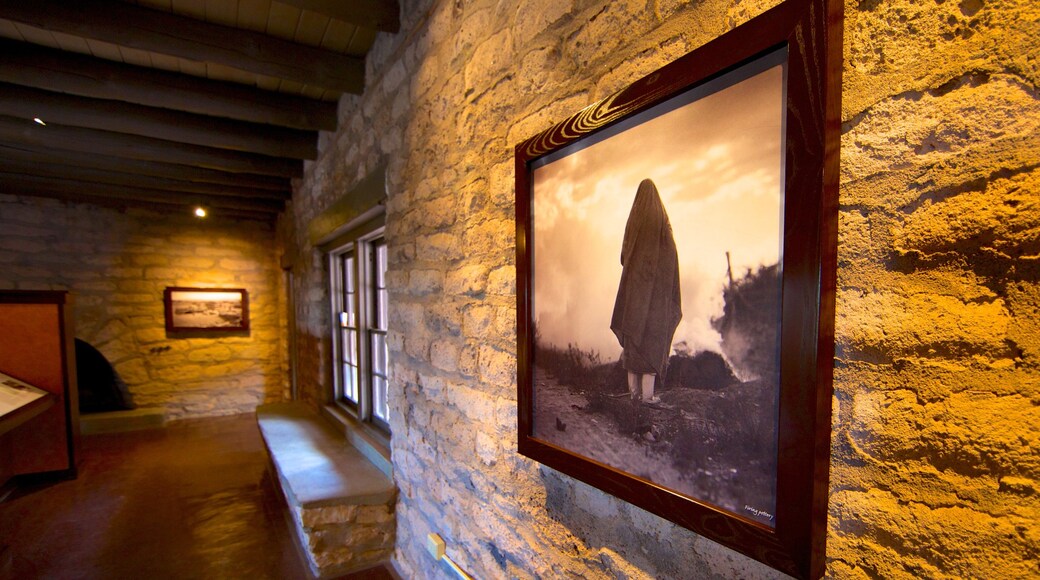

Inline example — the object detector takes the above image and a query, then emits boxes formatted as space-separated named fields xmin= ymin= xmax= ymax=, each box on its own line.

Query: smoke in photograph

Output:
xmin=532 ymin=60 xmax=785 ymax=365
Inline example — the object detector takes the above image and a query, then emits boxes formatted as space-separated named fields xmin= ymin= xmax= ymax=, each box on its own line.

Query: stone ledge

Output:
xmin=256 ymin=402 xmax=396 ymax=579
xmin=79 ymin=408 xmax=166 ymax=435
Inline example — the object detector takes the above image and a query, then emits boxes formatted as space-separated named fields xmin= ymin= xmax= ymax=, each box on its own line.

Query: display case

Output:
xmin=0 ymin=291 xmax=79 ymax=491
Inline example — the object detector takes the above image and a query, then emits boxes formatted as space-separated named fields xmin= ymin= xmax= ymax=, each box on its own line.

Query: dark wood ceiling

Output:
xmin=0 ymin=0 xmax=399 ymax=221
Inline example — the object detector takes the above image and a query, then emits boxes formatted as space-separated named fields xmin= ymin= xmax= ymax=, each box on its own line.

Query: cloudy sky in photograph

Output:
xmin=532 ymin=57 xmax=786 ymax=361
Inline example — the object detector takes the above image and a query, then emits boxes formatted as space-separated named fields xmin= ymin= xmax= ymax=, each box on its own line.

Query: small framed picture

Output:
xmin=164 ymin=287 xmax=249 ymax=332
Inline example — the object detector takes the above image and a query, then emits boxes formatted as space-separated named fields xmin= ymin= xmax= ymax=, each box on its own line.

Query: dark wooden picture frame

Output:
xmin=164 ymin=287 xmax=250 ymax=333
xmin=514 ymin=1 xmax=841 ymax=578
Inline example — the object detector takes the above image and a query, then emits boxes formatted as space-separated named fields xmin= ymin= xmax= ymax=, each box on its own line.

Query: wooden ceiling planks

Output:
xmin=0 ymin=0 xmax=366 ymax=93
xmin=0 ymin=0 xmax=398 ymax=220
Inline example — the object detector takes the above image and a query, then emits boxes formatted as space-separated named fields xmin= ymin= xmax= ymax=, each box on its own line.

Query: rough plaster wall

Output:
xmin=285 ymin=0 xmax=1040 ymax=578
xmin=0 ymin=194 xmax=288 ymax=420
xmin=831 ymin=0 xmax=1040 ymax=578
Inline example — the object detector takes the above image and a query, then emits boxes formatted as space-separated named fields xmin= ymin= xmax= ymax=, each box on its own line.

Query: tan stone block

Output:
xmin=131 ymin=254 xmax=170 ymax=266
xmin=430 ymin=339 xmax=460 ymax=372
xmin=142 ymin=267 xmax=186 ymax=280
xmin=446 ymin=382 xmax=495 ymax=424
xmin=116 ymin=280 xmax=159 ymax=294
xmin=479 ymin=345 xmax=515 ymax=388
xmin=464 ymin=27 xmax=513 ymax=95
xmin=186 ymin=345 xmax=233 ymax=363
xmin=416 ymin=232 xmax=462 ymax=262
xmin=94 ymin=320 xmax=129 ymax=344
xmin=355 ymin=504 xmax=393 ymax=525
xmin=463 ymin=305 xmax=494 ymax=338
xmin=199 ymin=360 xmax=256 ymax=378
xmin=404 ymin=334 xmax=430 ymax=360
xmin=837 ymin=288 xmax=1010 ymax=357
xmin=135 ymin=328 xmax=167 ymax=344
xmin=113 ymin=358 xmax=150 ymax=385
xmin=487 ymin=266 xmax=514 ymax=296
xmin=114 ymin=293 xmax=155 ymax=304
xmin=108 ymin=267 xmax=145 ymax=279
xmin=423 ymin=196 xmax=457 ymax=230
xmin=175 ymin=257 xmax=216 ymax=269
xmin=458 ymin=344 xmax=479 ymax=377
xmin=464 ymin=218 xmax=512 ymax=256
xmin=299 ymin=504 xmax=359 ymax=528
xmin=445 ymin=264 xmax=487 ymax=296
xmin=194 ymin=246 xmax=240 ymax=257
xmin=218 ymin=258 xmax=258 ymax=271
xmin=76 ymin=280 xmax=119 ymax=292
xmin=408 ymin=270 xmax=444 ymax=295
xmin=475 ymin=430 xmax=497 ymax=466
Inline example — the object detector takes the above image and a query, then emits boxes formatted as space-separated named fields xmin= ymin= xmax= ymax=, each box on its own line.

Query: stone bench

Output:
xmin=255 ymin=402 xmax=395 ymax=579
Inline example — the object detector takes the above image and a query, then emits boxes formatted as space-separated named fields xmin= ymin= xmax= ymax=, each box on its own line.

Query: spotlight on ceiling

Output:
xmin=33 ymin=117 xmax=46 ymax=126
xmin=194 ymin=207 xmax=207 ymax=218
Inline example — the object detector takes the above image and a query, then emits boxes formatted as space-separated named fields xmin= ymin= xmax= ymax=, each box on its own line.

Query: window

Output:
xmin=329 ymin=229 xmax=389 ymax=431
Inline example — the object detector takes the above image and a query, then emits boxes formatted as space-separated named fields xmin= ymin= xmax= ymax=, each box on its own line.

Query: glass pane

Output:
xmin=371 ymin=331 xmax=387 ymax=375
xmin=342 ymin=363 xmax=358 ymax=403
xmin=343 ymin=255 xmax=356 ymax=293
xmin=343 ymin=329 xmax=357 ymax=365
xmin=373 ymin=241 xmax=388 ymax=330
xmin=377 ymin=289 xmax=388 ymax=330
xmin=372 ymin=376 xmax=388 ymax=423
xmin=375 ymin=243 xmax=387 ymax=288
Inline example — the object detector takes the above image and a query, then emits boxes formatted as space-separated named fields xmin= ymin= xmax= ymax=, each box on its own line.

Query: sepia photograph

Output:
xmin=164 ymin=287 xmax=249 ymax=332
xmin=528 ymin=50 xmax=786 ymax=526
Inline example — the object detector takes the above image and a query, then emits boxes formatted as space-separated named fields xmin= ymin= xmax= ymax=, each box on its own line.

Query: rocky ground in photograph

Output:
xmin=532 ymin=358 xmax=778 ymax=524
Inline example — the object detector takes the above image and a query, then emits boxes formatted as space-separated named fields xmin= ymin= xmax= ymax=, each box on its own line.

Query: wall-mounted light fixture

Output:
xmin=194 ymin=207 xmax=207 ymax=218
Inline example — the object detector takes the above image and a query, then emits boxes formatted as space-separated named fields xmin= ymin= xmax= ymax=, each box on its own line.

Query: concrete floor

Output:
xmin=0 ymin=413 xmax=394 ymax=580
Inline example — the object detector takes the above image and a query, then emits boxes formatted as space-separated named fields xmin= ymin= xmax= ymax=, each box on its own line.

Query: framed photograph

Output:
xmin=514 ymin=0 xmax=841 ymax=578
xmin=164 ymin=287 xmax=249 ymax=332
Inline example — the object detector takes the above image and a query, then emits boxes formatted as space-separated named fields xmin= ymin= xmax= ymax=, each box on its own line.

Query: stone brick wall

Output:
xmin=291 ymin=502 xmax=396 ymax=576
xmin=283 ymin=0 xmax=1040 ymax=578
xmin=0 ymin=194 xmax=288 ymax=420
xmin=830 ymin=0 xmax=1040 ymax=577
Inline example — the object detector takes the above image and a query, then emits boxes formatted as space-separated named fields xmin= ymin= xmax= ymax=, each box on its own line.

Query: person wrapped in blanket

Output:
xmin=610 ymin=178 xmax=682 ymax=403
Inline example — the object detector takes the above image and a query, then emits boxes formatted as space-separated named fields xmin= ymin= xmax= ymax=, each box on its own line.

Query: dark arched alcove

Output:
xmin=76 ymin=339 xmax=135 ymax=413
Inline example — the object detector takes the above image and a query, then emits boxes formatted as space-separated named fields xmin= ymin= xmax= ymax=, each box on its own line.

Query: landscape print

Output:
xmin=530 ymin=52 xmax=786 ymax=525
xmin=166 ymin=288 xmax=248 ymax=331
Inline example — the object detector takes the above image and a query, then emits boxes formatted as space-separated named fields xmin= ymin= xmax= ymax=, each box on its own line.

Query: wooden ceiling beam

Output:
xmin=0 ymin=39 xmax=337 ymax=131
xmin=0 ymin=144 xmax=289 ymax=192
xmin=0 ymin=83 xmax=317 ymax=159
xmin=278 ymin=0 xmax=400 ymax=33
xmin=4 ymin=189 xmax=277 ymax=221
xmin=0 ymin=0 xmax=365 ymax=93
xmin=0 ymin=159 xmax=290 ymax=202
xmin=0 ymin=172 xmax=284 ymax=215
xmin=0 ymin=116 xmax=302 ymax=178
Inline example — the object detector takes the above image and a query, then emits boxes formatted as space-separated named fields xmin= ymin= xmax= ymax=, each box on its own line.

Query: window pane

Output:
xmin=343 ymin=254 xmax=356 ymax=332
xmin=342 ymin=363 xmax=358 ymax=403
xmin=342 ymin=328 xmax=357 ymax=365
xmin=374 ymin=242 xmax=388 ymax=330
xmin=371 ymin=331 xmax=387 ymax=376
xmin=372 ymin=375 xmax=389 ymax=423
xmin=370 ymin=331 xmax=389 ymax=423
xmin=343 ymin=255 xmax=356 ymax=294
xmin=375 ymin=243 xmax=387 ymax=288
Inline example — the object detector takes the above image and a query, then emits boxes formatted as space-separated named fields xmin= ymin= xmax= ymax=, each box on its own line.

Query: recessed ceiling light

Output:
xmin=194 ymin=207 xmax=207 ymax=218
xmin=33 ymin=117 xmax=46 ymax=126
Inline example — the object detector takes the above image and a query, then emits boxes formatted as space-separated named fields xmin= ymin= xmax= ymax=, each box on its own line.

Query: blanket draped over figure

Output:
xmin=610 ymin=178 xmax=682 ymax=401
